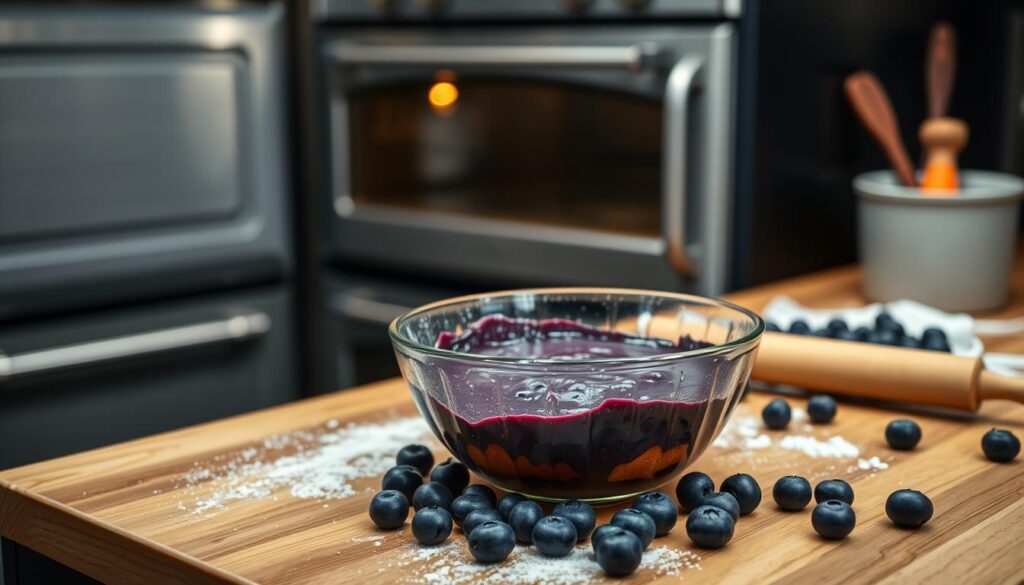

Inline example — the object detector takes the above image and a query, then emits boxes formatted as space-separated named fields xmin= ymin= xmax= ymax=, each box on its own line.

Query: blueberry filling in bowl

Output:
xmin=389 ymin=288 xmax=764 ymax=503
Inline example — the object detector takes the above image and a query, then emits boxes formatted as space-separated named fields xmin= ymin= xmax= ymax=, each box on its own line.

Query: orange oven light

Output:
xmin=428 ymin=81 xmax=459 ymax=111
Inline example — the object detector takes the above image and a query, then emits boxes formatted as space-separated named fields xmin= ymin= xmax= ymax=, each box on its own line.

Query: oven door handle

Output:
xmin=0 ymin=312 xmax=270 ymax=381
xmin=662 ymin=57 xmax=703 ymax=277
xmin=331 ymin=292 xmax=414 ymax=326
xmin=326 ymin=44 xmax=658 ymax=71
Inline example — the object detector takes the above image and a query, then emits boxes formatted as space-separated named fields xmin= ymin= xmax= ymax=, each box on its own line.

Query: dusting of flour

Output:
xmin=178 ymin=416 xmax=432 ymax=516
xmin=395 ymin=542 xmax=700 ymax=584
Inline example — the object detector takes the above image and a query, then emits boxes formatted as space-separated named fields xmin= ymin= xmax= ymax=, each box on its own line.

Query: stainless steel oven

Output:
xmin=321 ymin=26 xmax=736 ymax=294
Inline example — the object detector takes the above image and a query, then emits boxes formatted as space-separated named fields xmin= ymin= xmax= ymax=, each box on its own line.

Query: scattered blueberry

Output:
xmin=508 ymin=500 xmax=544 ymax=544
xmin=885 ymin=419 xmax=922 ymax=451
xmin=369 ymin=490 xmax=409 ymax=530
xmin=632 ymin=491 xmax=678 ymax=536
xmin=450 ymin=494 xmax=492 ymax=528
xmin=834 ymin=329 xmax=859 ymax=342
xmin=898 ymin=335 xmax=920 ymax=348
xmin=814 ymin=479 xmax=854 ymax=505
xmin=773 ymin=475 xmax=812 ymax=511
xmin=807 ymin=394 xmax=837 ymax=424
xmin=676 ymin=471 xmax=715 ymax=513
xmin=396 ymin=444 xmax=434 ymax=476
xmin=762 ymin=398 xmax=792 ymax=430
xmin=610 ymin=508 xmax=656 ymax=549
xmin=826 ymin=318 xmax=849 ymax=336
xmin=412 ymin=481 xmax=453 ymax=511
xmin=430 ymin=458 xmax=470 ymax=494
xmin=594 ymin=527 xmax=643 ymax=577
xmin=885 ymin=489 xmax=934 ymax=529
xmin=720 ymin=474 xmax=761 ymax=515
xmin=381 ymin=465 xmax=423 ymax=500
xmin=874 ymin=328 xmax=899 ymax=346
xmin=981 ymin=428 xmax=1021 ymax=463
xmin=699 ymin=492 xmax=741 ymax=522
xmin=496 ymin=493 xmax=528 ymax=522
xmin=467 ymin=520 xmax=516 ymax=563
xmin=811 ymin=328 xmax=831 ymax=338
xmin=921 ymin=327 xmax=951 ymax=352
xmin=811 ymin=500 xmax=856 ymax=540
xmin=875 ymin=312 xmax=903 ymax=335
xmin=411 ymin=505 xmax=453 ymax=545
xmin=853 ymin=326 xmax=872 ymax=342
xmin=591 ymin=524 xmax=622 ymax=549
xmin=551 ymin=499 xmax=596 ymax=541
xmin=685 ymin=505 xmax=735 ymax=549
xmin=462 ymin=484 xmax=498 ymax=507
xmin=532 ymin=515 xmax=577 ymax=557
xmin=789 ymin=320 xmax=811 ymax=335
xmin=463 ymin=508 xmax=502 ymax=536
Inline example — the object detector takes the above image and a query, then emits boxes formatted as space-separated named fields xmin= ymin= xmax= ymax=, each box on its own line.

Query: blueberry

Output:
xmin=463 ymin=508 xmax=502 ymax=535
xmin=676 ymin=471 xmax=715 ymax=513
xmin=853 ymin=326 xmax=872 ymax=342
xmin=396 ymin=444 xmax=434 ymax=476
xmin=496 ymin=493 xmax=528 ymax=522
xmin=368 ymin=489 xmax=409 ymax=530
xmin=834 ymin=329 xmax=858 ymax=342
xmin=885 ymin=489 xmax=933 ymax=529
xmin=826 ymin=318 xmax=849 ymax=336
xmin=898 ymin=335 xmax=921 ymax=348
xmin=610 ymin=508 xmax=656 ymax=549
xmin=982 ymin=428 xmax=1021 ymax=463
xmin=412 ymin=482 xmax=453 ymax=511
xmin=811 ymin=328 xmax=831 ymax=338
xmin=720 ymin=474 xmax=761 ymax=515
xmin=807 ymin=395 xmax=837 ymax=424
xmin=462 ymin=484 xmax=498 ymax=507
xmin=766 ymin=322 xmax=781 ymax=332
xmin=450 ymin=494 xmax=492 ymax=528
xmin=381 ymin=465 xmax=422 ymax=500
xmin=590 ymin=524 xmax=623 ymax=549
xmin=814 ymin=479 xmax=854 ymax=505
xmin=811 ymin=500 xmax=856 ymax=539
xmin=874 ymin=328 xmax=899 ymax=346
xmin=875 ymin=312 xmax=903 ymax=335
xmin=789 ymin=320 xmax=811 ymax=335
xmin=430 ymin=458 xmax=469 ymax=494
xmin=632 ymin=491 xmax=678 ymax=536
xmin=531 ymin=515 xmax=577 ymax=557
xmin=885 ymin=419 xmax=922 ymax=451
xmin=411 ymin=505 xmax=453 ymax=545
xmin=773 ymin=475 xmax=812 ymax=511
xmin=508 ymin=500 xmax=544 ymax=544
xmin=594 ymin=528 xmax=643 ymax=577
xmin=467 ymin=521 xmax=515 ymax=563
xmin=551 ymin=499 xmax=596 ymax=541
xmin=699 ymin=492 xmax=741 ymax=522
xmin=921 ymin=327 xmax=950 ymax=352
xmin=762 ymin=399 xmax=791 ymax=430
xmin=685 ymin=505 xmax=735 ymax=549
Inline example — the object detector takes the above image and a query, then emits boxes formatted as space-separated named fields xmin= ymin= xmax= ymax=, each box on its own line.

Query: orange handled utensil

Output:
xmin=920 ymin=117 xmax=968 ymax=192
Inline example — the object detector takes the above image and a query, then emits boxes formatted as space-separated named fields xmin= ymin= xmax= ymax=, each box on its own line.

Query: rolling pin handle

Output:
xmin=977 ymin=369 xmax=1024 ymax=405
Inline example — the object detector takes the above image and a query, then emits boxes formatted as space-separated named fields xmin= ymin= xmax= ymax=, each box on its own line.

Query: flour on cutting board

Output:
xmin=392 ymin=541 xmax=700 ymax=585
xmin=177 ymin=416 xmax=433 ymax=516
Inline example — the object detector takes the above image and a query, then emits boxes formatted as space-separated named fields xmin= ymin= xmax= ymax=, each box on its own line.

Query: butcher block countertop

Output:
xmin=3 ymin=260 xmax=1024 ymax=584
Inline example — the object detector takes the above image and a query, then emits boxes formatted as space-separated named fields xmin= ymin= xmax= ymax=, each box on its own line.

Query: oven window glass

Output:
xmin=348 ymin=77 xmax=662 ymax=237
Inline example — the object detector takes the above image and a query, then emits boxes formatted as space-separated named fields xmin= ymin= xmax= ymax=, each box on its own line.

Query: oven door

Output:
xmin=321 ymin=26 xmax=735 ymax=294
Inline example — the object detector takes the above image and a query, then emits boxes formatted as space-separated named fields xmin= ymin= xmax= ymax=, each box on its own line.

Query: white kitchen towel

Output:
xmin=762 ymin=296 xmax=1024 ymax=377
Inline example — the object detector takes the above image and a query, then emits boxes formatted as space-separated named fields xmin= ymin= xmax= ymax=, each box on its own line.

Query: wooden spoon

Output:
xmin=845 ymin=71 xmax=917 ymax=187
xmin=752 ymin=332 xmax=1024 ymax=412
xmin=926 ymin=22 xmax=957 ymax=119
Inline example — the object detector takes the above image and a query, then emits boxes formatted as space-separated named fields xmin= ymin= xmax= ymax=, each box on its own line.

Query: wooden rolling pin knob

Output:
xmin=751 ymin=332 xmax=1024 ymax=412
xmin=919 ymin=116 xmax=968 ymax=193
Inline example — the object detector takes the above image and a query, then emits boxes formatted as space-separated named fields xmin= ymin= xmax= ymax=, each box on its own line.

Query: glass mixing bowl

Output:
xmin=389 ymin=288 xmax=763 ymax=503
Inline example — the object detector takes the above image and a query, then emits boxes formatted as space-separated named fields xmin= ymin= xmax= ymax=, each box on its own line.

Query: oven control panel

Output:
xmin=313 ymin=0 xmax=740 ymax=21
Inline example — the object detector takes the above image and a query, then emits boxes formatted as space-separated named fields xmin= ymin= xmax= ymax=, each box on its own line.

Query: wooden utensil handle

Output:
xmin=844 ymin=71 xmax=918 ymax=187
xmin=752 ymin=332 xmax=982 ymax=411
xmin=926 ymin=23 xmax=956 ymax=118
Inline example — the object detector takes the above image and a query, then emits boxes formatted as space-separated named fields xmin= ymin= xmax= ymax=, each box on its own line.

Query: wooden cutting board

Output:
xmin=2 ymin=260 xmax=1024 ymax=584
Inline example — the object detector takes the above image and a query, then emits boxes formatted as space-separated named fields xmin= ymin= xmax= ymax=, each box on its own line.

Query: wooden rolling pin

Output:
xmin=751 ymin=332 xmax=1022 ymax=412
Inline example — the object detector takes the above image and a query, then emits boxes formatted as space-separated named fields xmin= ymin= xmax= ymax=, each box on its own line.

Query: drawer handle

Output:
xmin=332 ymin=292 xmax=413 ymax=325
xmin=326 ymin=44 xmax=659 ymax=71
xmin=0 ymin=312 xmax=270 ymax=381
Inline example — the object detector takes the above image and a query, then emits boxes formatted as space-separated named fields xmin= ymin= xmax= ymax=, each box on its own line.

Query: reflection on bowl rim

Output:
xmin=388 ymin=287 xmax=765 ymax=366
